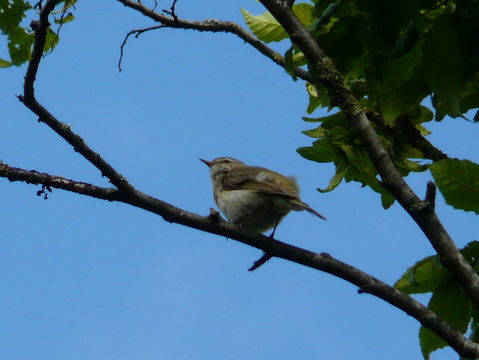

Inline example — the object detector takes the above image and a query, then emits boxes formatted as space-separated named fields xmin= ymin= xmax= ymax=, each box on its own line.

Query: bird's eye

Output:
xmin=222 ymin=159 xmax=231 ymax=163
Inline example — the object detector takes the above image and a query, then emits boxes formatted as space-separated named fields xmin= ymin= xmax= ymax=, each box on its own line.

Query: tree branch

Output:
xmin=116 ymin=0 xmax=313 ymax=83
xmin=1 ymin=161 xmax=478 ymax=357
xmin=118 ymin=24 xmax=167 ymax=71
xmin=0 ymin=162 xmax=119 ymax=201
xmin=18 ymin=0 xmax=135 ymax=195
xmin=257 ymin=0 xmax=479 ymax=320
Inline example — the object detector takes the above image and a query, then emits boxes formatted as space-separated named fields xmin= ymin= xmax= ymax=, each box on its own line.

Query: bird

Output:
xmin=200 ymin=156 xmax=326 ymax=237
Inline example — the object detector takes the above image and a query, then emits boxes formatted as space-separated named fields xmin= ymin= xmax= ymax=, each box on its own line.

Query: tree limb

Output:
xmin=19 ymin=0 xmax=135 ymax=195
xmin=257 ymin=0 xmax=479 ymax=324
xmin=116 ymin=0 xmax=313 ymax=83
xmin=0 ymin=162 xmax=119 ymax=201
xmin=1 ymin=161 xmax=478 ymax=357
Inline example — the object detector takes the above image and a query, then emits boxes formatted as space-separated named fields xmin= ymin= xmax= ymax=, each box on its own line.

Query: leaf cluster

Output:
xmin=395 ymin=241 xmax=479 ymax=359
xmin=241 ymin=1 xmax=479 ymax=210
xmin=297 ymin=107 xmax=432 ymax=207
xmin=0 ymin=0 xmax=76 ymax=68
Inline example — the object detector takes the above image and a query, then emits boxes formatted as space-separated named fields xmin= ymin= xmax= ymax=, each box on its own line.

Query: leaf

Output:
xmin=241 ymin=9 xmax=286 ymax=42
xmin=7 ymin=27 xmax=34 ymax=65
xmin=305 ymin=83 xmax=332 ymax=112
xmin=302 ymin=116 xmax=322 ymax=122
xmin=462 ymin=241 xmax=479 ymax=273
xmin=307 ymin=90 xmax=322 ymax=114
xmin=459 ymin=72 xmax=479 ymax=114
xmin=419 ymin=279 xmax=471 ymax=360
xmin=308 ymin=1 xmax=340 ymax=32
xmin=52 ymin=0 xmax=78 ymax=14
xmin=292 ymin=3 xmax=315 ymax=27
xmin=241 ymin=4 xmax=313 ymax=43
xmin=395 ymin=255 xmax=449 ymax=294
xmin=318 ymin=162 xmax=348 ymax=193
xmin=395 ymin=158 xmax=427 ymax=173
xmin=394 ymin=20 xmax=419 ymax=56
xmin=339 ymin=144 xmax=395 ymax=208
xmin=0 ymin=0 xmax=30 ymax=34
xmin=376 ymin=43 xmax=428 ymax=123
xmin=297 ymin=139 xmax=343 ymax=163
xmin=44 ymin=28 xmax=59 ymax=52
xmin=381 ymin=191 xmax=395 ymax=209
xmin=422 ymin=15 xmax=463 ymax=118
xmin=302 ymin=126 xmax=326 ymax=138
xmin=0 ymin=57 xmax=13 ymax=68
xmin=54 ymin=13 xmax=75 ymax=25
xmin=317 ymin=112 xmax=348 ymax=128
xmin=430 ymin=159 xmax=479 ymax=214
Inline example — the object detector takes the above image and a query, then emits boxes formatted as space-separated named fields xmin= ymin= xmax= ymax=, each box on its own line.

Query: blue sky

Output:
xmin=1 ymin=1 xmax=477 ymax=359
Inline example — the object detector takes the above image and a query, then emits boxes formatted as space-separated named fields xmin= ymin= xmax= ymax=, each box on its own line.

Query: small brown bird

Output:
xmin=201 ymin=157 xmax=326 ymax=236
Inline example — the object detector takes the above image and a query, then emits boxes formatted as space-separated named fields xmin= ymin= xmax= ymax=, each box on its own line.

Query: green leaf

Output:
xmin=302 ymin=126 xmax=326 ymax=138
xmin=318 ymin=162 xmax=348 ymax=192
xmin=0 ymin=0 xmax=30 ymax=34
xmin=307 ymin=91 xmax=322 ymax=114
xmin=308 ymin=1 xmax=340 ymax=32
xmin=292 ymin=3 xmax=315 ymax=27
xmin=302 ymin=116 xmax=322 ymax=122
xmin=328 ymin=126 xmax=352 ymax=144
xmin=462 ymin=241 xmax=479 ymax=273
xmin=381 ymin=191 xmax=395 ymax=209
xmin=0 ymin=57 xmax=13 ymax=68
xmin=395 ymin=255 xmax=449 ymax=294
xmin=422 ymin=15 xmax=463 ymax=118
xmin=419 ymin=279 xmax=471 ymax=360
xmin=459 ymin=72 xmax=479 ymax=114
xmin=52 ymin=0 xmax=78 ymax=14
xmin=7 ymin=27 xmax=34 ymax=65
xmin=241 ymin=4 xmax=313 ymax=43
xmin=376 ymin=43 xmax=428 ymax=123
xmin=396 ymin=158 xmax=427 ymax=173
xmin=241 ymin=9 xmax=287 ymax=43
xmin=54 ymin=13 xmax=75 ymax=25
xmin=430 ymin=159 xmax=479 ymax=214
xmin=44 ymin=28 xmax=59 ymax=52
xmin=394 ymin=20 xmax=419 ymax=56
xmin=317 ymin=112 xmax=348 ymax=128
xmin=297 ymin=139 xmax=343 ymax=163
xmin=305 ymin=83 xmax=332 ymax=113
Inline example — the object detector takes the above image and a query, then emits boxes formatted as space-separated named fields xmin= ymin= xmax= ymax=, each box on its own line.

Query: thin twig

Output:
xmin=118 ymin=24 xmax=166 ymax=71
xmin=116 ymin=0 xmax=314 ymax=84
xmin=162 ymin=0 xmax=179 ymax=20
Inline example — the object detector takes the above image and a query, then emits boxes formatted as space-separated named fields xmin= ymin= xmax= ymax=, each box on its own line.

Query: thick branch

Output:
xmin=116 ymin=0 xmax=313 ymax=83
xmin=258 ymin=0 xmax=479 ymax=324
xmin=19 ymin=0 xmax=135 ymax=194
xmin=1 ymin=162 xmax=478 ymax=357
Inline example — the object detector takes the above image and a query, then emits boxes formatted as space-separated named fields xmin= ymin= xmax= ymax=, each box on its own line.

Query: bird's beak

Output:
xmin=199 ymin=158 xmax=211 ymax=167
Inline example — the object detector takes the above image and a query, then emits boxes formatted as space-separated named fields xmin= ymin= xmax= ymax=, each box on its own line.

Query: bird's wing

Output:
xmin=222 ymin=166 xmax=299 ymax=198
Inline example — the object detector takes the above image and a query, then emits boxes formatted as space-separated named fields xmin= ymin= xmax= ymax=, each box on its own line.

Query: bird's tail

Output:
xmin=292 ymin=199 xmax=327 ymax=220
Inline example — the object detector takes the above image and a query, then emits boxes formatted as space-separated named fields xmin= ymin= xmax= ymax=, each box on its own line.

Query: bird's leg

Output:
xmin=268 ymin=216 xmax=281 ymax=239
xmin=249 ymin=216 xmax=281 ymax=271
